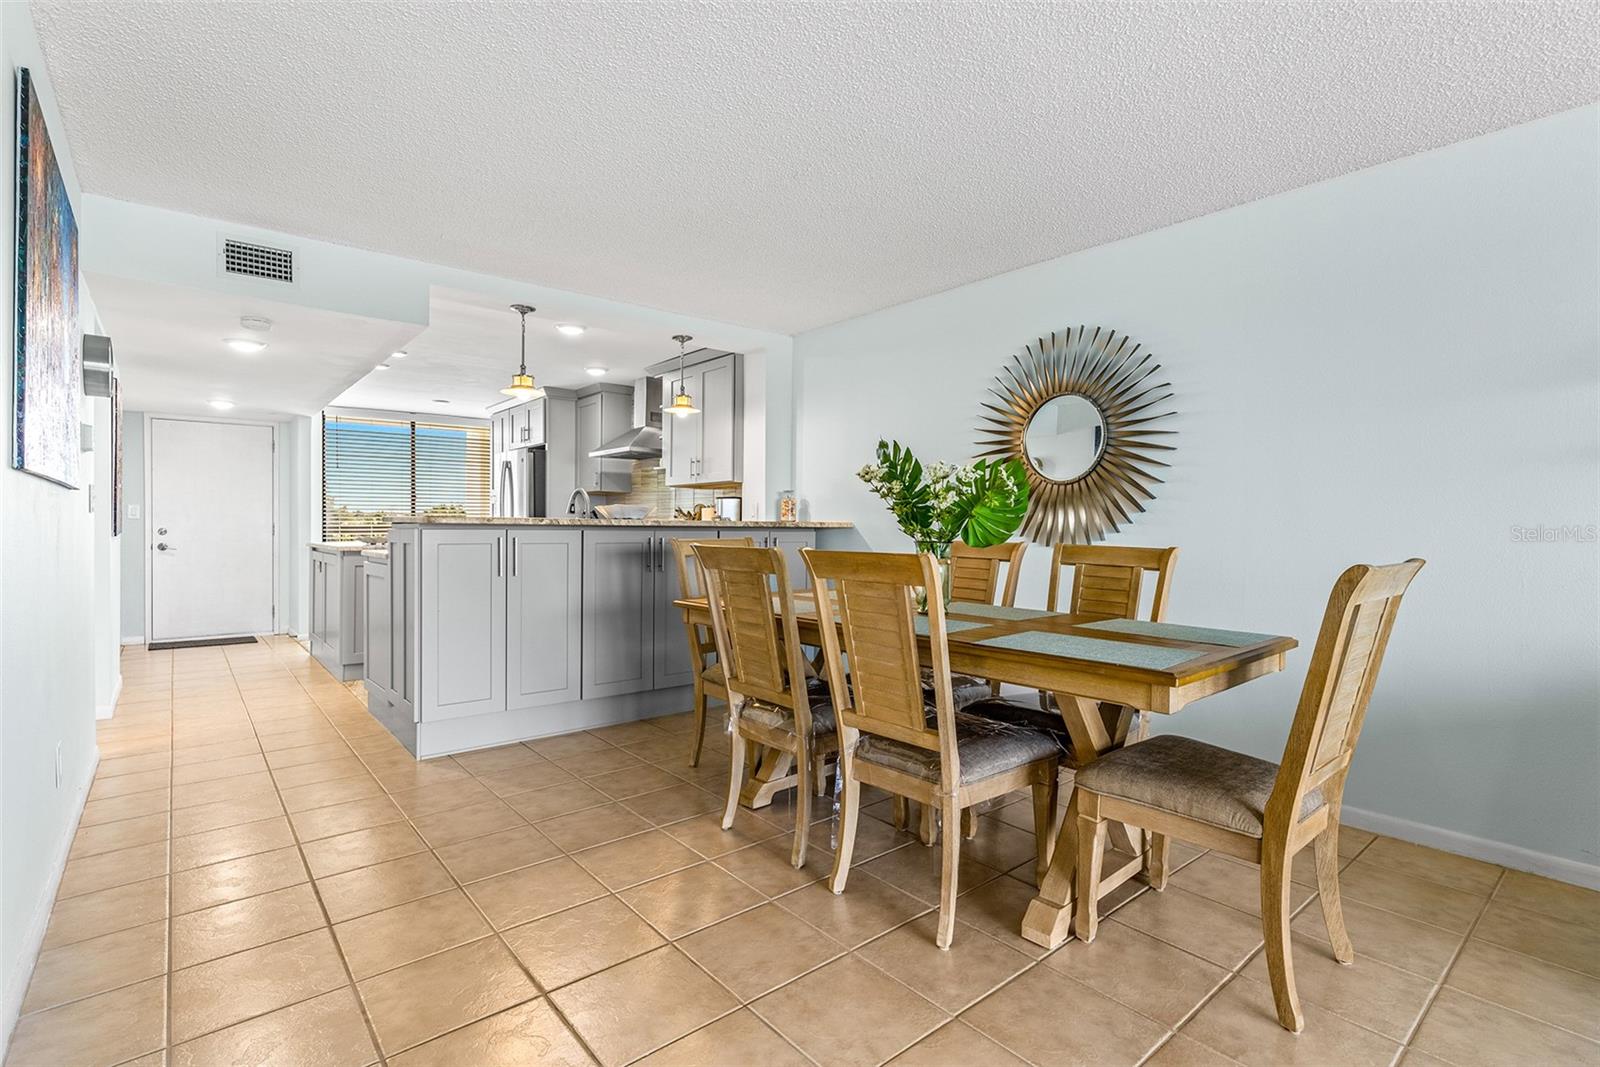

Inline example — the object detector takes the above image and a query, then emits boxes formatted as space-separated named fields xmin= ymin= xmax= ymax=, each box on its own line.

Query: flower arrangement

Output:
xmin=857 ymin=439 xmax=1030 ymax=556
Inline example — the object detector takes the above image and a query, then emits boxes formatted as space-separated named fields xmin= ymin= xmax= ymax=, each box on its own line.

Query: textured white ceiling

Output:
xmin=37 ymin=1 xmax=1599 ymax=334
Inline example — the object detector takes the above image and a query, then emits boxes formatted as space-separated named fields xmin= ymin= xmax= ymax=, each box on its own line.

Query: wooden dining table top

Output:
xmin=674 ymin=594 xmax=1299 ymax=714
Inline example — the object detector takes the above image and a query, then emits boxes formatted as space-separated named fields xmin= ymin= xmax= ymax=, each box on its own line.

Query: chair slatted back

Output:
xmin=694 ymin=543 xmax=811 ymax=725
xmin=949 ymin=541 xmax=1028 ymax=606
xmin=802 ymin=550 xmax=960 ymax=779
xmin=1047 ymin=544 xmax=1179 ymax=622
xmin=672 ymin=537 xmax=754 ymax=671
xmin=1269 ymin=559 xmax=1424 ymax=830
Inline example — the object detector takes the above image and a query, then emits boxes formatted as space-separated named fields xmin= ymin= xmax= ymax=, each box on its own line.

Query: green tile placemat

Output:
xmin=914 ymin=617 xmax=988 ymax=636
xmin=1078 ymin=618 xmax=1278 ymax=647
xmin=977 ymin=630 xmax=1196 ymax=670
xmin=948 ymin=602 xmax=1060 ymax=622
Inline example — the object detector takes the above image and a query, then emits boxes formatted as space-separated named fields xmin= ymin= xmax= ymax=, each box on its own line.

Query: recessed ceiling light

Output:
xmin=224 ymin=337 xmax=266 ymax=354
xmin=432 ymin=399 xmax=449 ymax=404
xmin=374 ymin=364 xmax=390 ymax=371
xmin=557 ymin=324 xmax=586 ymax=337
xmin=209 ymin=399 xmax=235 ymax=411
xmin=585 ymin=366 xmax=607 ymax=377
xmin=390 ymin=350 xmax=408 ymax=359
xmin=240 ymin=315 xmax=272 ymax=332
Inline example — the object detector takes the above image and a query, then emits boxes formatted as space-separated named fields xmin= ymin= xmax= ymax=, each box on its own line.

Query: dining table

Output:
xmin=675 ymin=591 xmax=1298 ymax=950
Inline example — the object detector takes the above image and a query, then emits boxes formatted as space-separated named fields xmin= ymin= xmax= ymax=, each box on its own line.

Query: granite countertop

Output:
xmin=386 ymin=516 xmax=853 ymax=528
xmin=309 ymin=542 xmax=374 ymax=552
xmin=360 ymin=548 xmax=389 ymax=562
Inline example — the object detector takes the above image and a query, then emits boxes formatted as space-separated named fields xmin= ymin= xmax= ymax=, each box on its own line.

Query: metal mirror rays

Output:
xmin=978 ymin=327 xmax=1175 ymax=544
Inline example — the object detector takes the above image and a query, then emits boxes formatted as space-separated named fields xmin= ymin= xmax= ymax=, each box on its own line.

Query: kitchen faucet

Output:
xmin=567 ymin=487 xmax=593 ymax=519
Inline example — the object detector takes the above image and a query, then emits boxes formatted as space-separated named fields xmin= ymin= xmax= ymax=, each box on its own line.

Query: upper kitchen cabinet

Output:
xmin=575 ymin=386 xmax=632 ymax=494
xmin=662 ymin=352 xmax=742 ymax=487
xmin=490 ymin=397 xmax=550 ymax=450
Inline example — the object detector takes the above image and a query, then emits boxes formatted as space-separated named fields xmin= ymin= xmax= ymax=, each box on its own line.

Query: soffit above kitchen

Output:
xmin=36 ymin=1 xmax=1599 ymax=334
xmin=332 ymin=287 xmax=746 ymax=416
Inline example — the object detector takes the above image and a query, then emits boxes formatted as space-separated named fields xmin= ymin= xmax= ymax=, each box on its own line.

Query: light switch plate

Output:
xmin=127 ymin=504 xmax=141 ymax=519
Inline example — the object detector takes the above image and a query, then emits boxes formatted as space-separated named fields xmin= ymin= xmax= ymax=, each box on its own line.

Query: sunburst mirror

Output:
xmin=977 ymin=326 xmax=1175 ymax=544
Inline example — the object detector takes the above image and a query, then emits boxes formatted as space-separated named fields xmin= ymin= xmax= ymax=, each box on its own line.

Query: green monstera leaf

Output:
xmin=945 ymin=457 xmax=1030 ymax=547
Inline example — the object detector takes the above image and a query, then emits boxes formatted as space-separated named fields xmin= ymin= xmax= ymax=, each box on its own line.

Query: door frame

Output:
xmin=143 ymin=413 xmax=280 ymax=643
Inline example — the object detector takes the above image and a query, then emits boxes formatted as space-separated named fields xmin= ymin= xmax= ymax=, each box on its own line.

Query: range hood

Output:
xmin=588 ymin=377 xmax=664 ymax=460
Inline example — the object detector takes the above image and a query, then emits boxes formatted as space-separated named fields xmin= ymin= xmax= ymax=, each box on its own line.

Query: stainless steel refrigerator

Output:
xmin=496 ymin=447 xmax=548 ymax=518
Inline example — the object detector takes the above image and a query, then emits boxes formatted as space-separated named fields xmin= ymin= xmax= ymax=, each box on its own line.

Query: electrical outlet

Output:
xmin=55 ymin=742 xmax=62 ymax=788
xmin=128 ymin=504 xmax=141 ymax=519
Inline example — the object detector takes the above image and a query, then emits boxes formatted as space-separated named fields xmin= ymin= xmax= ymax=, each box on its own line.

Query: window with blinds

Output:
xmin=322 ymin=413 xmax=491 ymax=542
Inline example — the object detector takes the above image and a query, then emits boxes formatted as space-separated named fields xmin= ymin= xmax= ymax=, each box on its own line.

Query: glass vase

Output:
xmin=914 ymin=541 xmax=953 ymax=614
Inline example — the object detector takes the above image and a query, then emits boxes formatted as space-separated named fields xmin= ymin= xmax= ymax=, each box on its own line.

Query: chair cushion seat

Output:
xmin=854 ymin=707 xmax=1064 ymax=784
xmin=920 ymin=667 xmax=993 ymax=709
xmin=962 ymin=698 xmax=1073 ymax=751
xmin=1073 ymin=734 xmax=1324 ymax=838
xmin=739 ymin=679 xmax=836 ymax=736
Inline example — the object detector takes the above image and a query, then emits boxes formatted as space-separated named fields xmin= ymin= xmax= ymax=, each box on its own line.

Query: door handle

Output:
xmin=655 ymin=536 xmax=664 ymax=572
xmin=156 ymin=542 xmax=171 ymax=552
xmin=496 ymin=538 xmax=502 ymax=577
xmin=510 ymin=536 xmax=518 ymax=577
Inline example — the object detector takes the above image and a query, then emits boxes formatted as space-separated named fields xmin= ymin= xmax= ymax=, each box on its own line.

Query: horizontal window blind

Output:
xmin=322 ymin=413 xmax=490 ymax=541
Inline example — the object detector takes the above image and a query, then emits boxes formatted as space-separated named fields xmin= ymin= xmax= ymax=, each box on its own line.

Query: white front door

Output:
xmin=149 ymin=417 xmax=275 ymax=641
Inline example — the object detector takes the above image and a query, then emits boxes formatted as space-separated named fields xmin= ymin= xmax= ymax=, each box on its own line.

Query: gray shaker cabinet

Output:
xmin=309 ymin=548 xmax=364 ymax=681
xmin=508 ymin=529 xmax=583 ymax=710
xmin=581 ymin=528 xmax=655 ymax=698
xmin=363 ymin=557 xmax=392 ymax=694
xmin=418 ymin=528 xmax=506 ymax=721
xmin=650 ymin=532 xmax=694 ymax=691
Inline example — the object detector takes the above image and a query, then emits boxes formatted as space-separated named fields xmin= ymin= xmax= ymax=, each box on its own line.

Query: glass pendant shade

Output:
xmin=500 ymin=373 xmax=538 ymax=398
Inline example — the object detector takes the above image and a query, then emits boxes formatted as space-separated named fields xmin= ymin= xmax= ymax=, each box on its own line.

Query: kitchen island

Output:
xmin=361 ymin=517 xmax=852 ymax=758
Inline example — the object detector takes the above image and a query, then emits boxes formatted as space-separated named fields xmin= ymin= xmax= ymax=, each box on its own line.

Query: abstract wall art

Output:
xmin=13 ymin=67 xmax=81 ymax=488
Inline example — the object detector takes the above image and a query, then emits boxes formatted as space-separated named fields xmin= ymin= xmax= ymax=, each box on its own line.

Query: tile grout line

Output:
xmin=242 ymin=647 xmax=392 ymax=1067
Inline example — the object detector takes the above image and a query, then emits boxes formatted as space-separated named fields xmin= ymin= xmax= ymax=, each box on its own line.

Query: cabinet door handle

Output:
xmin=496 ymin=538 xmax=503 ymax=577
xmin=644 ymin=540 xmax=652 ymax=573
xmin=656 ymin=536 xmax=664 ymax=572
xmin=510 ymin=536 xmax=518 ymax=578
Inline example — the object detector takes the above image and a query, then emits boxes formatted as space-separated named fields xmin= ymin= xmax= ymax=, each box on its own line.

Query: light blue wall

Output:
xmin=795 ymin=106 xmax=1600 ymax=881
xmin=0 ymin=0 xmax=105 ymax=1045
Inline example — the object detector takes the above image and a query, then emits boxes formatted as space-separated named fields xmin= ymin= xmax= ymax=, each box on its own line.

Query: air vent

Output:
xmin=221 ymin=238 xmax=294 ymax=284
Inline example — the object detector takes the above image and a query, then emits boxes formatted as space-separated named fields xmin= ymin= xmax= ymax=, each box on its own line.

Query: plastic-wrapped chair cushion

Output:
xmin=737 ymin=678 xmax=836 ymax=736
xmin=853 ymin=710 xmax=1063 ymax=785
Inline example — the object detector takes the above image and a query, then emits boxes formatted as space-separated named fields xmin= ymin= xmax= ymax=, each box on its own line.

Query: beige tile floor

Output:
xmin=6 ymin=637 xmax=1599 ymax=1066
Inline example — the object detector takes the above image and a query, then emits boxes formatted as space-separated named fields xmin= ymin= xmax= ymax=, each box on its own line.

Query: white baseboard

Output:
xmin=1341 ymin=804 xmax=1600 ymax=891
xmin=120 ymin=636 xmax=144 ymax=646
xmin=95 ymin=674 xmax=122 ymax=720
xmin=1 ymin=746 xmax=99 ymax=1055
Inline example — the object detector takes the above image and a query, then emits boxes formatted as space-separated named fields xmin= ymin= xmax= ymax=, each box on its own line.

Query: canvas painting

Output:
xmin=13 ymin=67 xmax=80 ymax=488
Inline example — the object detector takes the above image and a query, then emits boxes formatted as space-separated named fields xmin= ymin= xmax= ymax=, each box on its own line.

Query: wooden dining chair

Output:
xmin=1072 ymin=559 xmax=1424 ymax=1032
xmin=803 ymin=548 xmax=1063 ymax=948
xmin=671 ymin=536 xmax=754 ymax=766
xmin=695 ymin=542 xmax=838 ymax=869
xmin=948 ymin=540 xmax=1028 ymax=700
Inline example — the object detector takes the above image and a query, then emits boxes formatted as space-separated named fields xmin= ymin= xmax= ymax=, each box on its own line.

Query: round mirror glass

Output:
xmin=1023 ymin=394 xmax=1106 ymax=481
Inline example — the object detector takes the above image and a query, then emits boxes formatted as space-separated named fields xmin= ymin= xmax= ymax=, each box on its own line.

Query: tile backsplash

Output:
xmin=616 ymin=461 xmax=739 ymax=519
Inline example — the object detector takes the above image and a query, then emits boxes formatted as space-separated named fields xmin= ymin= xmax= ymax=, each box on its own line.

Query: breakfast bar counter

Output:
xmin=360 ymin=519 xmax=850 ymax=758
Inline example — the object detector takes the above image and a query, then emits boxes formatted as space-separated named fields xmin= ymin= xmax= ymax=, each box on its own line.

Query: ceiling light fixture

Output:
xmin=585 ymin=366 xmax=607 ymax=377
xmin=663 ymin=334 xmax=699 ymax=418
xmin=209 ymin=399 xmax=235 ymax=411
xmin=432 ymin=399 xmax=450 ymax=404
xmin=374 ymin=364 xmax=390 ymax=371
xmin=224 ymin=337 xmax=267 ymax=354
xmin=501 ymin=303 xmax=541 ymax=398
xmin=390 ymin=350 xmax=408 ymax=359
xmin=557 ymin=324 xmax=586 ymax=337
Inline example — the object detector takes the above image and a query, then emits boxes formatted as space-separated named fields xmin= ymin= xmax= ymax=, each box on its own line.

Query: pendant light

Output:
xmin=500 ymin=304 xmax=540 ymax=398
xmin=662 ymin=334 xmax=700 ymax=418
